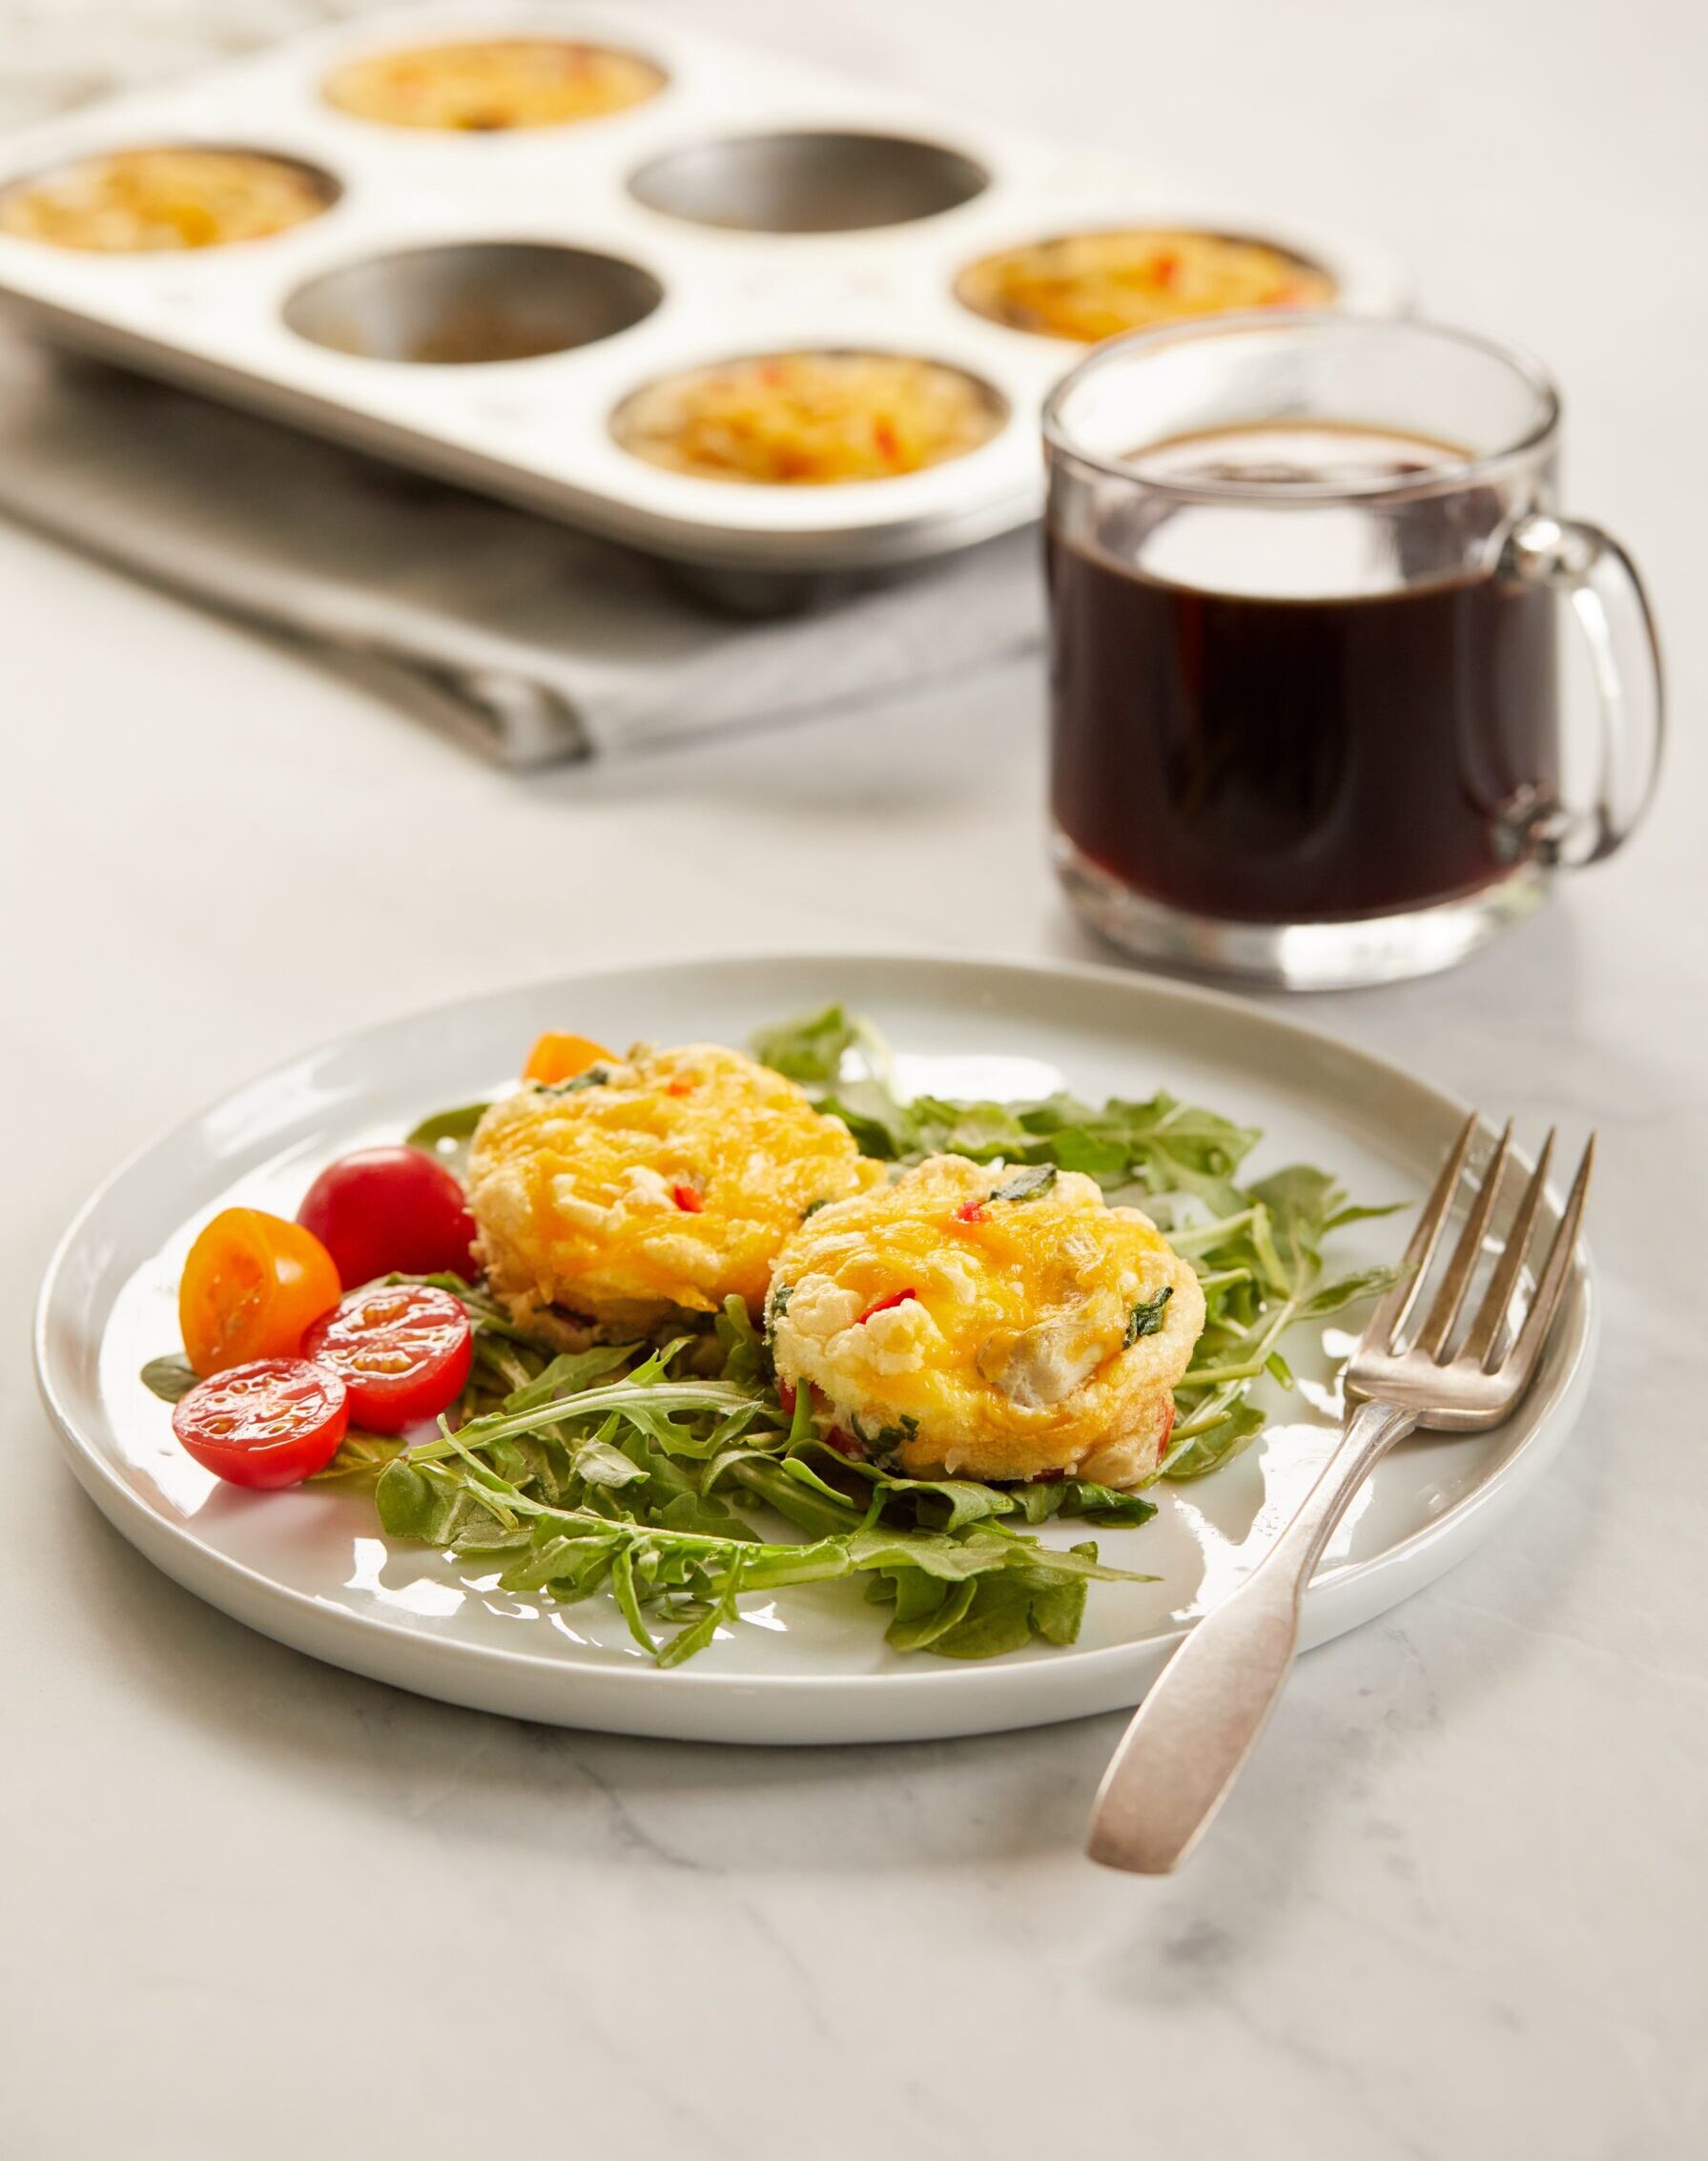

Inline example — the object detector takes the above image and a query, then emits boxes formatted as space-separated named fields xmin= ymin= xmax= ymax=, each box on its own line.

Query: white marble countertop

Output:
xmin=5 ymin=1 xmax=1705 ymax=2153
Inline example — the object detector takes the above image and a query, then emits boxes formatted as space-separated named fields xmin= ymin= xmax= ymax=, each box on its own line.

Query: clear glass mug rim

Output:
xmin=1040 ymin=310 xmax=1564 ymax=505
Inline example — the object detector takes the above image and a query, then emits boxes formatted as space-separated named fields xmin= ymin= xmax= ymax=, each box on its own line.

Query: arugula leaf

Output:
xmin=729 ymin=1457 xmax=863 ymax=1539
xmin=1049 ymin=1129 xmax=1131 ymax=1182
xmin=1013 ymin=1478 xmax=1162 ymax=1529
xmin=609 ymin=1544 xmax=658 ymax=1655
xmin=140 ymin=1353 xmax=199 ymax=1405
xmin=793 ymin=1442 xmax=1013 ymax=1533
xmin=932 ymin=1565 xmax=1073 ymax=1657
xmin=1298 ymin=1267 xmax=1398 ymax=1319
xmin=1325 ymin=1200 xmax=1410 ymax=1232
xmin=404 ymin=1101 xmax=490 ymax=1175
xmin=916 ymin=1099 xmax=1035 ymax=1159
xmin=884 ymin=1576 xmax=979 ymax=1653
xmin=501 ymin=1345 xmax=636 ymax=1411
xmin=375 ymin=1459 xmax=526 ymax=1550
xmin=309 ymin=1431 xmax=405 ymax=1483
xmin=875 ymin=1539 xmax=1112 ymax=1657
xmin=813 ymin=1080 xmax=920 ymax=1161
xmin=712 ymin=1296 xmax=769 ymax=1387
xmin=750 ymin=1004 xmax=860 ymax=1084
xmin=1159 ymin=1402 xmax=1266 ymax=1481
xmin=1022 ymin=1563 xmax=1092 ymax=1649
xmin=657 ymin=1554 xmax=750 ymax=1669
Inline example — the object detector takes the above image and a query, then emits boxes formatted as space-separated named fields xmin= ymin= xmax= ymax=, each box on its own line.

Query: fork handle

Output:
xmin=1087 ymin=1397 xmax=1417 ymax=1873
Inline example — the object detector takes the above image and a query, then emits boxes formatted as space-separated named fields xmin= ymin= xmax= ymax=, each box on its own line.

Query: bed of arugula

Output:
xmin=143 ymin=1006 xmax=1397 ymax=1668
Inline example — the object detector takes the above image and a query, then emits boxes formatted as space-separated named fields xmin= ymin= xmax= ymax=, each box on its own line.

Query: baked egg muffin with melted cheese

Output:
xmin=465 ymin=1043 xmax=880 ymax=1338
xmin=955 ymin=227 xmax=1333 ymax=342
xmin=0 ymin=146 xmax=333 ymax=252
xmin=322 ymin=40 xmax=665 ymax=131
xmin=610 ymin=350 xmax=1005 ymax=484
xmin=767 ymin=1154 xmax=1204 ymax=1487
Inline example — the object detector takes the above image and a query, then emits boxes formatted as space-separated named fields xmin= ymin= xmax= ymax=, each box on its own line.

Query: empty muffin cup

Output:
xmin=955 ymin=227 xmax=1337 ymax=342
xmin=322 ymin=40 xmax=666 ymax=131
xmin=0 ymin=145 xmax=340 ymax=252
xmin=282 ymin=242 xmax=663 ymax=364
xmin=610 ymin=350 xmax=1007 ymax=484
xmin=628 ymin=130 xmax=988 ymax=234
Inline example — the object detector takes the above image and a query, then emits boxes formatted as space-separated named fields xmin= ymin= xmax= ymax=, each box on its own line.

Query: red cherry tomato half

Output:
xmin=301 ymin=1284 xmax=473 ymax=1435
xmin=172 ymin=1358 xmax=349 ymax=1489
xmin=297 ymin=1145 xmax=478 ymax=1288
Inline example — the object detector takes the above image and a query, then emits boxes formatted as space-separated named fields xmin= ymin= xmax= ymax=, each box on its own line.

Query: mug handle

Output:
xmin=1501 ymin=512 xmax=1665 ymax=866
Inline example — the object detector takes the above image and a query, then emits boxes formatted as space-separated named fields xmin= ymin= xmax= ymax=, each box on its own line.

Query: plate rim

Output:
xmin=33 ymin=946 xmax=1598 ymax=1736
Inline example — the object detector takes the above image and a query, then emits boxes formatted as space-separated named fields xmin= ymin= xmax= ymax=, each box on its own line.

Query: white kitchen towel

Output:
xmin=0 ymin=333 xmax=1045 ymax=764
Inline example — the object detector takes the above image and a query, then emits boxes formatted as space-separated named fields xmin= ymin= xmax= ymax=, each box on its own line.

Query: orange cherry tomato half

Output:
xmin=301 ymin=1284 xmax=473 ymax=1435
xmin=172 ymin=1357 xmax=349 ymax=1488
xmin=522 ymin=1030 xmax=612 ymax=1085
xmin=179 ymin=1207 xmax=341 ymax=1378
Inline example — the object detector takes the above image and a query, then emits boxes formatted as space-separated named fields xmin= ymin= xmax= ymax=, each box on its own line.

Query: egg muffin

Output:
xmin=0 ymin=147 xmax=333 ymax=253
xmin=323 ymin=40 xmax=664 ymax=131
xmin=956 ymin=227 xmax=1333 ymax=342
xmin=610 ymin=351 xmax=1005 ymax=484
xmin=767 ymin=1154 xmax=1204 ymax=1487
xmin=465 ymin=1043 xmax=881 ymax=1337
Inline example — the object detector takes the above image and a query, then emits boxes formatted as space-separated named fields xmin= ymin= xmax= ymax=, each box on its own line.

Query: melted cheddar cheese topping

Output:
xmin=466 ymin=1043 xmax=880 ymax=1333
xmin=768 ymin=1154 xmax=1204 ymax=1487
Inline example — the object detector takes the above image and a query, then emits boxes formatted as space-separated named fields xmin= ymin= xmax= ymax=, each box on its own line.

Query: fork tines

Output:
xmin=1364 ymin=1114 xmax=1594 ymax=1380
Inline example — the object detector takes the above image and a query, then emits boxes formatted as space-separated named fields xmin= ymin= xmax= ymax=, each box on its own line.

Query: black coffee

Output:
xmin=1048 ymin=423 xmax=1559 ymax=923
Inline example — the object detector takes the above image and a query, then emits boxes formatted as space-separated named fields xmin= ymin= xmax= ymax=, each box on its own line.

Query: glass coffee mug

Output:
xmin=1043 ymin=315 xmax=1663 ymax=988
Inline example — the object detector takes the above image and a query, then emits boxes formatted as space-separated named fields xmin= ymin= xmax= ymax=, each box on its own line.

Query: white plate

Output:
xmin=34 ymin=953 xmax=1595 ymax=1744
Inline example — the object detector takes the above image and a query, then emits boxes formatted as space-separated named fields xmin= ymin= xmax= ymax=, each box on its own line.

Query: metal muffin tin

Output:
xmin=0 ymin=2 xmax=1410 ymax=572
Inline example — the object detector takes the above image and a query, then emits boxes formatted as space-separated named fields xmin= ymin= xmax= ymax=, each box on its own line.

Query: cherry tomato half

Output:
xmin=172 ymin=1357 xmax=349 ymax=1488
xmin=301 ymin=1284 xmax=473 ymax=1435
xmin=297 ymin=1146 xmax=478 ymax=1288
xmin=522 ymin=1031 xmax=612 ymax=1086
xmin=179 ymin=1208 xmax=342 ymax=1378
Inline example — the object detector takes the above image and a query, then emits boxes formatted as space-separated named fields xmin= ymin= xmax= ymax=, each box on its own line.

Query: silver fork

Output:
xmin=1087 ymin=1114 xmax=1594 ymax=1875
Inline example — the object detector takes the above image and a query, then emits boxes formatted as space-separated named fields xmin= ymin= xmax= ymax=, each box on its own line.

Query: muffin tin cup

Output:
xmin=0 ymin=2 xmax=1410 ymax=573
xmin=628 ymin=130 xmax=992 ymax=234
xmin=281 ymin=240 xmax=665 ymax=364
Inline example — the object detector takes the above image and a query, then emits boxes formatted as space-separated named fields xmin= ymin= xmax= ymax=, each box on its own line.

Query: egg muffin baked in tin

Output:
xmin=956 ymin=226 xmax=1334 ymax=342
xmin=767 ymin=1154 xmax=1204 ymax=1488
xmin=0 ymin=9 xmax=1405 ymax=570
xmin=0 ymin=146 xmax=335 ymax=253
xmin=610 ymin=350 xmax=1007 ymax=485
xmin=322 ymin=39 xmax=665 ymax=131
xmin=465 ymin=1043 xmax=881 ymax=1339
